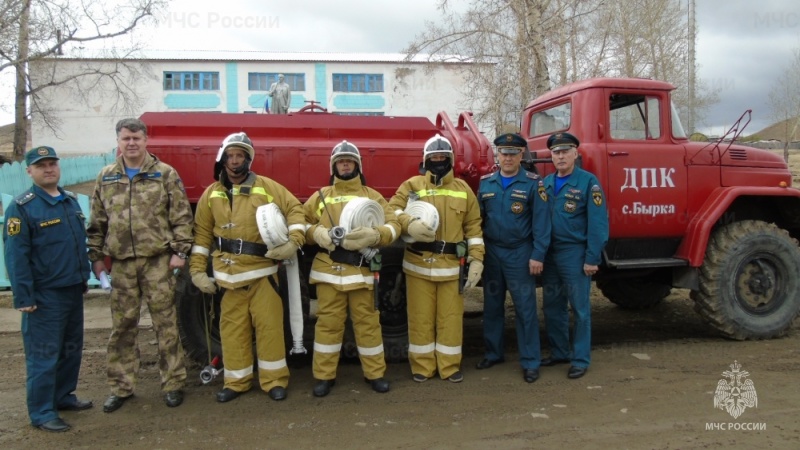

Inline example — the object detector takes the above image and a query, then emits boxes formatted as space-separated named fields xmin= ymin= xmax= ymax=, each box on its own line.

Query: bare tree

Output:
xmin=405 ymin=0 xmax=718 ymax=135
xmin=0 ymin=0 xmax=165 ymax=158
xmin=768 ymin=47 xmax=800 ymax=163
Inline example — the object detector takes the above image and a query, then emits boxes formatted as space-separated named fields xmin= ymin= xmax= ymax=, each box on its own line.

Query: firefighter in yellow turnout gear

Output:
xmin=389 ymin=135 xmax=485 ymax=383
xmin=189 ymin=132 xmax=306 ymax=403
xmin=304 ymin=141 xmax=400 ymax=397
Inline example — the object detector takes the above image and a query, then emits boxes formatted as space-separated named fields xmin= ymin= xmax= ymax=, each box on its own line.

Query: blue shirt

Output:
xmin=478 ymin=169 xmax=551 ymax=262
xmin=543 ymin=167 xmax=609 ymax=265
xmin=2 ymin=185 xmax=90 ymax=308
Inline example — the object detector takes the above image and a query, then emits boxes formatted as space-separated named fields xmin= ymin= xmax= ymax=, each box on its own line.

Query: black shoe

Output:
xmin=447 ymin=371 xmax=464 ymax=383
xmin=541 ymin=357 xmax=570 ymax=367
xmin=365 ymin=377 xmax=390 ymax=393
xmin=268 ymin=386 xmax=287 ymax=401
xmin=412 ymin=373 xmax=429 ymax=383
xmin=523 ymin=368 xmax=540 ymax=383
xmin=103 ymin=394 xmax=132 ymax=413
xmin=313 ymin=379 xmax=335 ymax=397
xmin=568 ymin=366 xmax=587 ymax=379
xmin=216 ymin=388 xmax=241 ymax=403
xmin=475 ymin=358 xmax=504 ymax=370
xmin=164 ymin=390 xmax=184 ymax=407
xmin=58 ymin=399 xmax=93 ymax=411
xmin=36 ymin=418 xmax=70 ymax=432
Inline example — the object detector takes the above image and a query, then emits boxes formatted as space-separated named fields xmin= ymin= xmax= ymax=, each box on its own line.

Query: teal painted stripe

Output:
xmin=333 ymin=95 xmax=385 ymax=109
xmin=164 ymin=94 xmax=221 ymax=109
xmin=225 ymin=63 xmax=239 ymax=112
xmin=315 ymin=63 xmax=327 ymax=108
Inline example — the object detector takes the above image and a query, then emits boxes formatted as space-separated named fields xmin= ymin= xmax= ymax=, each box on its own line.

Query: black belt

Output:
xmin=409 ymin=241 xmax=459 ymax=255
xmin=217 ymin=237 xmax=268 ymax=257
xmin=329 ymin=247 xmax=365 ymax=266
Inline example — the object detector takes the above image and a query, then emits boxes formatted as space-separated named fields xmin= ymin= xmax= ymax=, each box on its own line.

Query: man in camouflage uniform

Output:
xmin=389 ymin=134 xmax=484 ymax=383
xmin=87 ymin=118 xmax=193 ymax=413
xmin=189 ymin=132 xmax=305 ymax=403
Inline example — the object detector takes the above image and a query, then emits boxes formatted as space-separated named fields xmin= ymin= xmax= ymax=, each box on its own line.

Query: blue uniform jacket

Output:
xmin=2 ymin=185 xmax=90 ymax=309
xmin=478 ymin=169 xmax=551 ymax=262
xmin=543 ymin=167 xmax=609 ymax=265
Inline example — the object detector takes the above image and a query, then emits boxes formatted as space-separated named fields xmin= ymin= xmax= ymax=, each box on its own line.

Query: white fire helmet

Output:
xmin=330 ymin=140 xmax=362 ymax=175
xmin=216 ymin=132 xmax=255 ymax=163
xmin=422 ymin=134 xmax=453 ymax=163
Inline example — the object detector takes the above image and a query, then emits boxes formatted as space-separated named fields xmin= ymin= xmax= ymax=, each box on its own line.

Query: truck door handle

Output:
xmin=609 ymin=151 xmax=629 ymax=156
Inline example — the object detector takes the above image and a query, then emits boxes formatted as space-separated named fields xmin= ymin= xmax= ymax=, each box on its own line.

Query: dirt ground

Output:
xmin=0 ymin=287 xmax=798 ymax=449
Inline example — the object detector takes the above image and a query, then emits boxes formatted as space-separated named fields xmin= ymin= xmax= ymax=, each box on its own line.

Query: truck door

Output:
xmin=604 ymin=91 xmax=687 ymax=238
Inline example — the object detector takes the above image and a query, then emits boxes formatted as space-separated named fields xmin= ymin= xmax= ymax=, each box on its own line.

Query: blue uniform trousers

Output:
xmin=542 ymin=243 xmax=592 ymax=368
xmin=21 ymin=284 xmax=84 ymax=426
xmin=481 ymin=243 xmax=541 ymax=369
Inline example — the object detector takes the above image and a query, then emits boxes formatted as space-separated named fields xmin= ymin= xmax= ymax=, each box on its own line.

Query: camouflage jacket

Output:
xmin=87 ymin=154 xmax=193 ymax=262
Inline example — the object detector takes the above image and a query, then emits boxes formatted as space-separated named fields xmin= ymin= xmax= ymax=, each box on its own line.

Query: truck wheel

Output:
xmin=175 ymin=270 xmax=223 ymax=365
xmin=376 ymin=263 xmax=409 ymax=362
xmin=596 ymin=278 xmax=671 ymax=309
xmin=692 ymin=220 xmax=800 ymax=339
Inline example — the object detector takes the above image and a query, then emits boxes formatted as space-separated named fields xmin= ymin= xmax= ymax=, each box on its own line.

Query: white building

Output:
xmin=30 ymin=51 xmax=487 ymax=155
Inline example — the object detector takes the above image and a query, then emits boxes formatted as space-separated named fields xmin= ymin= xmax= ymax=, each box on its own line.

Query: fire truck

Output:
xmin=142 ymin=77 xmax=800 ymax=366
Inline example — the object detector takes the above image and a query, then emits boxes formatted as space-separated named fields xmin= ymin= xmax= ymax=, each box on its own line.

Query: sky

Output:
xmin=1 ymin=0 xmax=798 ymax=136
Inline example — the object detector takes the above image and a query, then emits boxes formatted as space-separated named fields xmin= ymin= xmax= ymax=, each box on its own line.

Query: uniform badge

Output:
xmin=6 ymin=217 xmax=21 ymax=236
xmin=511 ymin=202 xmax=524 ymax=214
xmin=564 ymin=200 xmax=577 ymax=213
xmin=591 ymin=185 xmax=603 ymax=206
xmin=538 ymin=186 xmax=547 ymax=202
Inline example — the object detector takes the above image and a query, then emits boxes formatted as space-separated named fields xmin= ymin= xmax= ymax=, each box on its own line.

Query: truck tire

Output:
xmin=596 ymin=278 xmax=670 ymax=309
xmin=175 ymin=270 xmax=223 ymax=364
xmin=692 ymin=220 xmax=800 ymax=339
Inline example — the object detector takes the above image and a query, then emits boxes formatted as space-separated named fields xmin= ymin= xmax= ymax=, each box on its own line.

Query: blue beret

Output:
xmin=25 ymin=146 xmax=60 ymax=166
xmin=493 ymin=133 xmax=527 ymax=154
xmin=546 ymin=132 xmax=580 ymax=151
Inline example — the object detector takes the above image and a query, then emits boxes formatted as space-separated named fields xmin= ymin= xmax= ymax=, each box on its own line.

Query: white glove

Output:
xmin=342 ymin=226 xmax=381 ymax=251
xmin=407 ymin=219 xmax=435 ymax=243
xmin=191 ymin=272 xmax=218 ymax=294
xmin=463 ymin=260 xmax=483 ymax=289
xmin=266 ymin=241 xmax=299 ymax=260
xmin=313 ymin=226 xmax=335 ymax=251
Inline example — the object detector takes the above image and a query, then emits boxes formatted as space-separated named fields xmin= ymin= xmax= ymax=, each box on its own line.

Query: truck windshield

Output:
xmin=528 ymin=102 xmax=571 ymax=137
xmin=671 ymin=101 xmax=687 ymax=139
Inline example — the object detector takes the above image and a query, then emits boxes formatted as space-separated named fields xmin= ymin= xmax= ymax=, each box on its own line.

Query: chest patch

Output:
xmin=511 ymin=202 xmax=524 ymax=214
xmin=538 ymin=186 xmax=547 ymax=202
xmin=481 ymin=192 xmax=496 ymax=200
xmin=6 ymin=217 xmax=21 ymax=236
xmin=39 ymin=218 xmax=62 ymax=228
xmin=564 ymin=200 xmax=577 ymax=213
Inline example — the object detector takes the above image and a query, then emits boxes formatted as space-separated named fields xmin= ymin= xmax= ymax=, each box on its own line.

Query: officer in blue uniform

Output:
xmin=3 ymin=146 xmax=92 ymax=432
xmin=541 ymin=132 xmax=609 ymax=379
xmin=475 ymin=133 xmax=551 ymax=383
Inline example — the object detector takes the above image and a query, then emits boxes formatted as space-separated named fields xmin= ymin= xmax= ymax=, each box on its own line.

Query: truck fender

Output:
xmin=675 ymin=185 xmax=800 ymax=266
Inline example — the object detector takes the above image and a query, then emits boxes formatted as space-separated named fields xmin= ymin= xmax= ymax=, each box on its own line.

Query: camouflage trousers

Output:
xmin=107 ymin=254 xmax=186 ymax=395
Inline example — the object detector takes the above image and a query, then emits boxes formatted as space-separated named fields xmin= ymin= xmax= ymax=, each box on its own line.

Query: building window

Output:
xmin=332 ymin=74 xmax=384 ymax=92
xmin=333 ymin=112 xmax=385 ymax=116
xmin=248 ymin=73 xmax=305 ymax=91
xmin=163 ymin=72 xmax=220 ymax=91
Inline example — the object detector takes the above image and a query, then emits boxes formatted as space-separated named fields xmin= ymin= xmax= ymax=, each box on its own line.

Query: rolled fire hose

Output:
xmin=255 ymin=204 xmax=306 ymax=355
xmin=400 ymin=200 xmax=440 ymax=243
xmin=339 ymin=197 xmax=385 ymax=260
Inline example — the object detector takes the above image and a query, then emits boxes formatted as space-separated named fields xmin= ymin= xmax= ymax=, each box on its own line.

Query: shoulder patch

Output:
xmin=15 ymin=192 xmax=35 ymax=205
xmin=525 ymin=171 xmax=540 ymax=180
xmin=63 ymin=190 xmax=77 ymax=200
xmin=480 ymin=173 xmax=493 ymax=180
xmin=6 ymin=217 xmax=22 ymax=236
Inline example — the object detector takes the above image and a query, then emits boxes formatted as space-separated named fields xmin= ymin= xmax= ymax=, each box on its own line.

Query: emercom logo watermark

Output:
xmin=163 ymin=12 xmax=279 ymax=29
xmin=705 ymin=360 xmax=766 ymax=431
